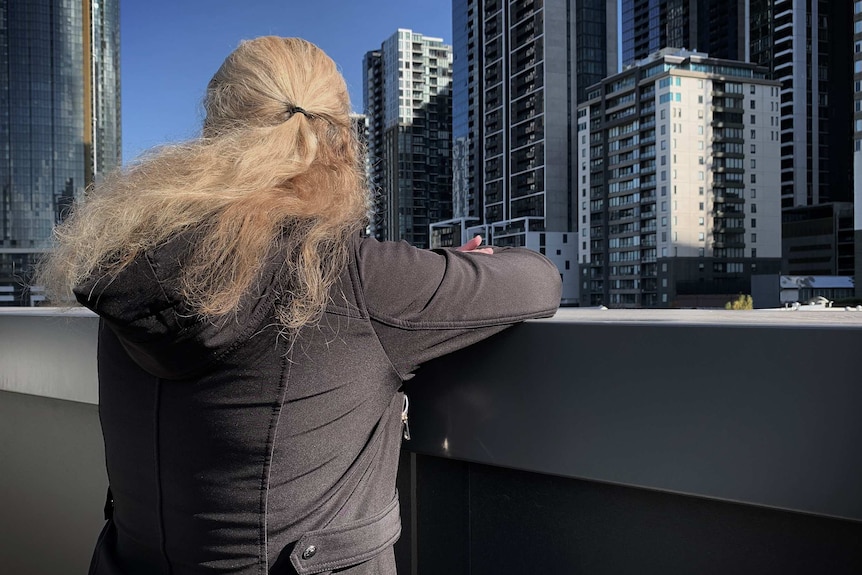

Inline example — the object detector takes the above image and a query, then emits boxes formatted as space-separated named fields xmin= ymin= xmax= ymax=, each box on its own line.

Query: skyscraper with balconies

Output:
xmin=749 ymin=0 xmax=853 ymax=211
xmin=363 ymin=29 xmax=453 ymax=249
xmin=0 ymin=0 xmax=121 ymax=305
xmin=432 ymin=0 xmax=617 ymax=304
xmin=578 ymin=49 xmax=782 ymax=307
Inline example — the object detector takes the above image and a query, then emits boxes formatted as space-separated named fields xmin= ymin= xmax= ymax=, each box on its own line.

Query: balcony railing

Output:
xmin=2 ymin=308 xmax=861 ymax=574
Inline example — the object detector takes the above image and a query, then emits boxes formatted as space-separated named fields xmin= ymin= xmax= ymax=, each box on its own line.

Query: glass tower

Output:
xmin=0 ymin=0 xmax=120 ymax=305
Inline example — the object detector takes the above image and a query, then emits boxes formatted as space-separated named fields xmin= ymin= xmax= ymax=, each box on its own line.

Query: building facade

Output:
xmin=578 ymin=49 xmax=782 ymax=308
xmin=0 ymin=0 xmax=121 ymax=305
xmin=749 ymin=0 xmax=853 ymax=211
xmin=855 ymin=0 xmax=862 ymax=296
xmin=433 ymin=0 xmax=618 ymax=305
xmin=363 ymin=30 xmax=453 ymax=249
xmin=621 ymin=0 xmax=749 ymax=67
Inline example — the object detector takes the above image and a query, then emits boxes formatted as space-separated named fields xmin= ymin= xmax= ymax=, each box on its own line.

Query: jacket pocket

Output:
xmin=286 ymin=492 xmax=401 ymax=575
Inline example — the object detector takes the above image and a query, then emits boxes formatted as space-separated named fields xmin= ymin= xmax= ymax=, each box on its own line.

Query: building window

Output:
xmin=750 ymin=99 xmax=755 ymax=109
xmin=698 ymin=156 xmax=704 ymax=165
xmin=698 ymin=95 xmax=703 ymax=104
xmin=751 ymin=233 xmax=757 ymax=243
xmin=750 ymin=85 xmax=756 ymax=94
xmin=751 ymin=218 xmax=757 ymax=228
xmin=699 ymin=202 xmax=704 ymax=210
xmin=698 ymin=217 xmax=704 ymax=226
xmin=698 ymin=187 xmax=704 ymax=195
xmin=751 ymin=144 xmax=756 ymax=153
xmin=698 ymin=248 xmax=705 ymax=257
xmin=751 ymin=114 xmax=756 ymax=124
xmin=750 ymin=129 xmax=756 ymax=139
xmin=698 ymin=232 xmax=705 ymax=241
xmin=751 ymin=203 xmax=757 ymax=213
xmin=751 ymin=159 xmax=756 ymax=169
xmin=751 ymin=189 xmax=757 ymax=199
xmin=751 ymin=248 xmax=757 ymax=258
xmin=751 ymin=173 xmax=756 ymax=183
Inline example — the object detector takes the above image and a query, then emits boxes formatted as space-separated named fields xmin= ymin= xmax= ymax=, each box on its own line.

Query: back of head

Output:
xmin=38 ymin=37 xmax=369 ymax=334
xmin=205 ymin=37 xmax=348 ymax=137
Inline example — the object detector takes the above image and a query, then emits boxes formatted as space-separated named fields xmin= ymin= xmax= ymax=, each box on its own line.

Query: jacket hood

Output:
xmin=74 ymin=231 xmax=281 ymax=380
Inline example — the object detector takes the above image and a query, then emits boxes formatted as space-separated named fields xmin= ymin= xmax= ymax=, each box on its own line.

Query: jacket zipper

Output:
xmin=401 ymin=394 xmax=411 ymax=441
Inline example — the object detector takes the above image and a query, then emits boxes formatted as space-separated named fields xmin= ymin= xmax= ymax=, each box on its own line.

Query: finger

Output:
xmin=456 ymin=235 xmax=482 ymax=251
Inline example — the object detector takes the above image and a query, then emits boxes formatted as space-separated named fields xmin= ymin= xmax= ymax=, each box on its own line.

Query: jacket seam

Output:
xmin=350 ymin=240 xmax=404 ymax=381
xmin=260 ymin=351 xmax=292 ymax=574
xmin=154 ymin=378 xmax=173 ymax=575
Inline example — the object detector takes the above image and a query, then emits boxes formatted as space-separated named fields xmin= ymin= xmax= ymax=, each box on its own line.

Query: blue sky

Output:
xmin=120 ymin=0 xmax=453 ymax=164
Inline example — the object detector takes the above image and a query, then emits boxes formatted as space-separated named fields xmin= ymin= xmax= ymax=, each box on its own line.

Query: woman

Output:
xmin=38 ymin=37 xmax=561 ymax=574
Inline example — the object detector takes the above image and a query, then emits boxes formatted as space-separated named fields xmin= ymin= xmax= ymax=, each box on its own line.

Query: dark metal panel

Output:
xmin=405 ymin=318 xmax=862 ymax=522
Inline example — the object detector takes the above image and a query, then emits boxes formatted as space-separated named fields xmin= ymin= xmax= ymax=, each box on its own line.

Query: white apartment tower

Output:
xmin=578 ymin=49 xmax=782 ymax=308
xmin=363 ymin=30 xmax=453 ymax=249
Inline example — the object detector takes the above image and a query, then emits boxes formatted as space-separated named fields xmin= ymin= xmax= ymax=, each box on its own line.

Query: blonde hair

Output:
xmin=37 ymin=37 xmax=370 ymax=333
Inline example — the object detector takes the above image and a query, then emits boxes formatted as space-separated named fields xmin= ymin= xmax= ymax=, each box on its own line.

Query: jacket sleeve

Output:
xmin=354 ymin=237 xmax=562 ymax=379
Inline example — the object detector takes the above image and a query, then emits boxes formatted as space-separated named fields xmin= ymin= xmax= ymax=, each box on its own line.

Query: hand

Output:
xmin=456 ymin=235 xmax=493 ymax=254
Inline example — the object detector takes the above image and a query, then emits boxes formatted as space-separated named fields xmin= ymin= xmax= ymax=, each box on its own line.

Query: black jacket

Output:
xmin=75 ymin=234 xmax=562 ymax=574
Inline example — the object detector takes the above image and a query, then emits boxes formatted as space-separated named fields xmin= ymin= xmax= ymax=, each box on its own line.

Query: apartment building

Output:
xmin=578 ymin=49 xmax=782 ymax=307
xmin=363 ymin=30 xmax=453 ymax=249
xmin=431 ymin=0 xmax=617 ymax=305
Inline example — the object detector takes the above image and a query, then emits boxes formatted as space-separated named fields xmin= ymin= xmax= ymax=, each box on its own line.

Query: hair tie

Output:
xmin=285 ymin=104 xmax=313 ymax=120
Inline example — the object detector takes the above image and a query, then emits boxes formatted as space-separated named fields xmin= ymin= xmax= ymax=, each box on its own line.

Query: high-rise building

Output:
xmin=0 ymin=0 xmax=121 ymax=305
xmin=854 ymin=0 xmax=862 ymax=296
xmin=433 ymin=0 xmax=618 ymax=305
xmin=750 ymin=0 xmax=853 ymax=210
xmin=750 ymin=1 xmax=854 ymax=282
xmin=621 ymin=0 xmax=749 ymax=67
xmin=363 ymin=29 xmax=453 ymax=249
xmin=578 ymin=49 xmax=782 ymax=308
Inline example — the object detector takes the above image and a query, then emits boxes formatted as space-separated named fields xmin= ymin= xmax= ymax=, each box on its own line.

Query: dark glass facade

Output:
xmin=622 ymin=0 xmax=747 ymax=67
xmin=0 ymin=0 xmax=120 ymax=304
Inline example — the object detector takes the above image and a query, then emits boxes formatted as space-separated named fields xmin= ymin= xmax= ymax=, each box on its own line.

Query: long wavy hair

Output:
xmin=36 ymin=37 xmax=370 ymax=333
